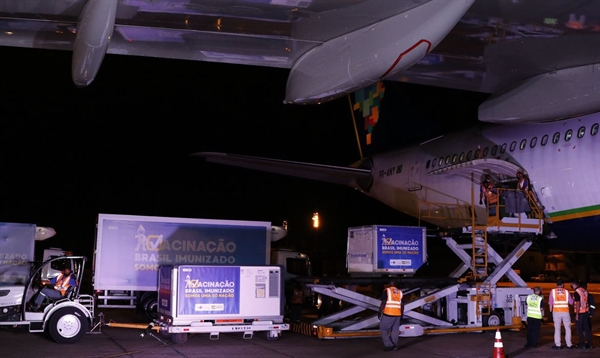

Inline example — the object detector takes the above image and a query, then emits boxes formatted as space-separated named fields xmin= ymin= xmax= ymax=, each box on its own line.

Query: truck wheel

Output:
xmin=141 ymin=295 xmax=158 ymax=321
xmin=48 ymin=307 xmax=88 ymax=344
xmin=172 ymin=333 xmax=188 ymax=344
xmin=266 ymin=331 xmax=281 ymax=341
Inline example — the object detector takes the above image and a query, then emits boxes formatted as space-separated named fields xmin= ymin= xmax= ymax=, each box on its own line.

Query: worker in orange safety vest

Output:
xmin=549 ymin=279 xmax=574 ymax=349
xmin=378 ymin=280 xmax=403 ymax=351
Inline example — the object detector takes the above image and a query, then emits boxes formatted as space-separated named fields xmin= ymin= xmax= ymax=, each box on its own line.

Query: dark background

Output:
xmin=0 ymin=46 xmax=487 ymax=276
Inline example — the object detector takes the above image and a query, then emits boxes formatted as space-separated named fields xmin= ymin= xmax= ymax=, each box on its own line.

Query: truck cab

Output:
xmin=271 ymin=249 xmax=312 ymax=281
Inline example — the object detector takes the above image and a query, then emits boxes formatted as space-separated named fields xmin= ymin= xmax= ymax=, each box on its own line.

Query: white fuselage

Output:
xmin=364 ymin=113 xmax=600 ymax=245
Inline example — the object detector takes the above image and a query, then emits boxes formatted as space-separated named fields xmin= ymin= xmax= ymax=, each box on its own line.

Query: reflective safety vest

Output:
xmin=526 ymin=294 xmax=543 ymax=319
xmin=575 ymin=287 xmax=589 ymax=313
xmin=551 ymin=288 xmax=570 ymax=313
xmin=382 ymin=287 xmax=402 ymax=316
xmin=485 ymin=187 xmax=498 ymax=204
xmin=54 ymin=274 xmax=72 ymax=296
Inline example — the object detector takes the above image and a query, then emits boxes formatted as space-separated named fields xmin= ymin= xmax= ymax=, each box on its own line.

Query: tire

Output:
xmin=140 ymin=294 xmax=158 ymax=321
xmin=172 ymin=333 xmax=188 ymax=344
xmin=48 ymin=307 xmax=88 ymax=344
xmin=266 ymin=331 xmax=281 ymax=341
xmin=483 ymin=310 xmax=505 ymax=327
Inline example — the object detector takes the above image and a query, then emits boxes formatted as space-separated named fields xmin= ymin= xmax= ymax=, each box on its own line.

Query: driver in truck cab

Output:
xmin=30 ymin=267 xmax=77 ymax=310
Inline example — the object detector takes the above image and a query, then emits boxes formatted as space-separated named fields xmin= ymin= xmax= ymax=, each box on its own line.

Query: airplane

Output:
xmin=2 ymin=0 xmax=600 ymax=123
xmin=195 ymin=81 xmax=600 ymax=253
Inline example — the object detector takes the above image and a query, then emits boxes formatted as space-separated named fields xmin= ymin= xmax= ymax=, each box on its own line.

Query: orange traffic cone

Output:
xmin=493 ymin=328 xmax=505 ymax=358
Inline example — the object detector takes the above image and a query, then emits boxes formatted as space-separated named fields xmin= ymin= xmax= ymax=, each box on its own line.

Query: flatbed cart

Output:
xmin=99 ymin=315 xmax=289 ymax=344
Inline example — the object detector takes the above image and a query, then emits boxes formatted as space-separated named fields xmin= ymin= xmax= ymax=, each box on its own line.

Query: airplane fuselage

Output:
xmin=366 ymin=113 xmax=600 ymax=250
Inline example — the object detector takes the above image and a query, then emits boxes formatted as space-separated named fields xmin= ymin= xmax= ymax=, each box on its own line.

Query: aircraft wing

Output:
xmin=2 ymin=0 xmax=600 ymax=122
xmin=195 ymin=152 xmax=371 ymax=187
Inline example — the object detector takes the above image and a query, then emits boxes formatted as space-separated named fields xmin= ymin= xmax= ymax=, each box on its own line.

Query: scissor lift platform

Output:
xmin=309 ymin=235 xmax=533 ymax=339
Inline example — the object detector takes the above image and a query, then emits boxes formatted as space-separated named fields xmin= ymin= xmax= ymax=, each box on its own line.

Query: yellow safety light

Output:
xmin=312 ymin=212 xmax=319 ymax=228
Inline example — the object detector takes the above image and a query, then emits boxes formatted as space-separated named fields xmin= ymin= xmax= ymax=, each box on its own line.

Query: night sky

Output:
xmin=0 ymin=46 xmax=486 ymax=275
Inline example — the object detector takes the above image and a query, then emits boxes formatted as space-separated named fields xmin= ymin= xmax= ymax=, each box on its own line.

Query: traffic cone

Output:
xmin=493 ymin=328 xmax=505 ymax=358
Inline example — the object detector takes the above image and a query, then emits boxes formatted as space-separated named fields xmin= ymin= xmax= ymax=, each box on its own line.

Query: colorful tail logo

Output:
xmin=353 ymin=82 xmax=385 ymax=145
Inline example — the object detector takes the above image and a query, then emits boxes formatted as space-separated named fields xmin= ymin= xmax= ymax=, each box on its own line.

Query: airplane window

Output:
xmin=592 ymin=123 xmax=599 ymax=135
xmin=552 ymin=132 xmax=560 ymax=144
xmin=565 ymin=129 xmax=573 ymax=141
xmin=491 ymin=145 xmax=498 ymax=156
xmin=500 ymin=143 xmax=507 ymax=153
xmin=426 ymin=159 xmax=430 ymax=169
xmin=577 ymin=126 xmax=585 ymax=138
xmin=432 ymin=158 xmax=437 ymax=167
xmin=445 ymin=155 xmax=450 ymax=164
xmin=459 ymin=152 xmax=465 ymax=161
xmin=541 ymin=135 xmax=548 ymax=146
xmin=474 ymin=149 xmax=481 ymax=158
xmin=439 ymin=157 xmax=444 ymax=165
xmin=519 ymin=139 xmax=527 ymax=150
xmin=452 ymin=154 xmax=457 ymax=163
xmin=530 ymin=137 xmax=537 ymax=148
xmin=510 ymin=141 xmax=517 ymax=151
xmin=483 ymin=147 xmax=489 ymax=157
xmin=467 ymin=151 xmax=472 ymax=160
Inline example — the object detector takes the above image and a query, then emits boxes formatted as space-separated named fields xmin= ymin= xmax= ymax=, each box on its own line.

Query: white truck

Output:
xmin=154 ymin=264 xmax=288 ymax=344
xmin=93 ymin=214 xmax=311 ymax=319
xmin=0 ymin=222 xmax=94 ymax=344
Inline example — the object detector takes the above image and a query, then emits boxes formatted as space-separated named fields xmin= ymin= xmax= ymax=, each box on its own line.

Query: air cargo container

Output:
xmin=155 ymin=265 xmax=288 ymax=343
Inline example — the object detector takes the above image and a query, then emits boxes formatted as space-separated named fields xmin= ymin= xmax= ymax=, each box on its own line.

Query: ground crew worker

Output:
xmin=379 ymin=279 xmax=403 ymax=351
xmin=516 ymin=171 xmax=529 ymax=191
xmin=581 ymin=282 xmax=595 ymax=333
xmin=524 ymin=286 xmax=544 ymax=348
xmin=484 ymin=181 xmax=498 ymax=216
xmin=31 ymin=267 xmax=77 ymax=310
xmin=571 ymin=279 xmax=593 ymax=349
xmin=549 ymin=279 xmax=573 ymax=349
xmin=479 ymin=174 xmax=492 ymax=205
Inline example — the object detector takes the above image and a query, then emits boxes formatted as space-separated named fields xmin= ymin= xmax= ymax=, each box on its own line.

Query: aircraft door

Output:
xmin=406 ymin=153 xmax=424 ymax=195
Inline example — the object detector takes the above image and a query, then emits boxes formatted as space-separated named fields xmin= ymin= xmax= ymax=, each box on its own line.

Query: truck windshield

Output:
xmin=286 ymin=258 xmax=311 ymax=277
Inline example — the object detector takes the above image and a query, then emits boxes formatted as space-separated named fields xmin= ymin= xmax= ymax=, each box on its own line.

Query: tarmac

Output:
xmin=2 ymin=304 xmax=598 ymax=358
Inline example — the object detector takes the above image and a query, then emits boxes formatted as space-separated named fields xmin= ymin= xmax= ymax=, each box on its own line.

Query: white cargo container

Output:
xmin=155 ymin=265 xmax=289 ymax=344
xmin=347 ymin=225 xmax=427 ymax=275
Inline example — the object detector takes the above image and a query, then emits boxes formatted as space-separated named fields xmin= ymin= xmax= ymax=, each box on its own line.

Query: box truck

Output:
xmin=0 ymin=222 xmax=94 ymax=344
xmin=155 ymin=265 xmax=288 ymax=343
xmin=93 ymin=214 xmax=311 ymax=319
